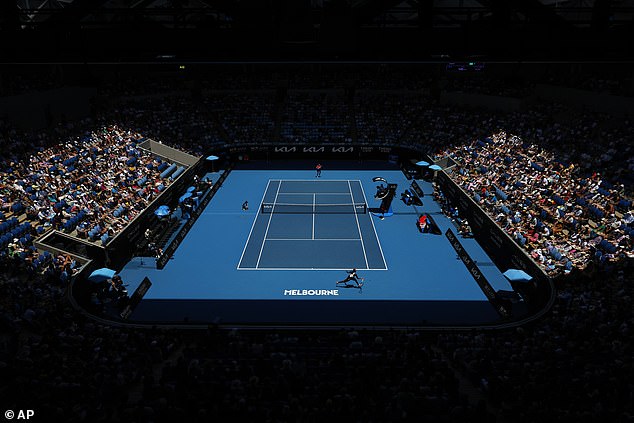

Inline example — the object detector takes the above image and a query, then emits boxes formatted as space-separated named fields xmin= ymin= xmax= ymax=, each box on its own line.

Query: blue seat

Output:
xmin=170 ymin=166 xmax=185 ymax=180
xmin=160 ymin=163 xmax=176 ymax=178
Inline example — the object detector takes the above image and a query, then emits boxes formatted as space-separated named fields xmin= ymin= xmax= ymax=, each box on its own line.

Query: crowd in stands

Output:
xmin=111 ymin=97 xmax=224 ymax=155
xmin=544 ymin=73 xmax=634 ymax=97
xmin=354 ymin=66 xmax=435 ymax=90
xmin=97 ymin=75 xmax=189 ymax=100
xmin=199 ymin=68 xmax=279 ymax=91
xmin=436 ymin=259 xmax=633 ymax=423
xmin=440 ymin=76 xmax=534 ymax=98
xmin=1 ymin=256 xmax=631 ymax=422
xmin=1 ymin=124 xmax=182 ymax=249
xmin=203 ymin=93 xmax=276 ymax=144
xmin=442 ymin=131 xmax=633 ymax=277
xmin=0 ymin=69 xmax=633 ymax=422
xmin=0 ymin=68 xmax=61 ymax=97
xmin=0 ymin=259 xmax=493 ymax=423
xmin=355 ymin=94 xmax=428 ymax=145
xmin=3 ymin=82 xmax=633 ymax=277
xmin=281 ymin=93 xmax=353 ymax=144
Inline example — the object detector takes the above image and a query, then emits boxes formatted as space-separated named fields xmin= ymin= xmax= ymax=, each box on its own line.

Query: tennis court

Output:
xmin=238 ymin=180 xmax=386 ymax=270
xmin=117 ymin=164 xmax=515 ymax=326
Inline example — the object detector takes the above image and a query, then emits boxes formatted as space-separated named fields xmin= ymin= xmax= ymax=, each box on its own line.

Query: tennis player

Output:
xmin=315 ymin=163 xmax=322 ymax=177
xmin=337 ymin=268 xmax=364 ymax=288
xmin=417 ymin=214 xmax=429 ymax=233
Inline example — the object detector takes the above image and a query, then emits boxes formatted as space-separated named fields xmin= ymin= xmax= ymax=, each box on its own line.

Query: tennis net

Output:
xmin=261 ymin=202 xmax=367 ymax=214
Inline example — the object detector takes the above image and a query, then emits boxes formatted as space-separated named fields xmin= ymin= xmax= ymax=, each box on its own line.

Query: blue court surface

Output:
xmin=119 ymin=166 xmax=513 ymax=326
xmin=238 ymin=179 xmax=386 ymax=270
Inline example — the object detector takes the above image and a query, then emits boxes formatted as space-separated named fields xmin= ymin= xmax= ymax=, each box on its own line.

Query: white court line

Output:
xmin=237 ymin=180 xmax=271 ymax=269
xmin=237 ymin=267 xmax=388 ymax=271
xmin=265 ymin=238 xmax=362 ymax=241
xmin=255 ymin=181 xmax=282 ymax=269
xmin=207 ymin=211 xmax=257 ymax=215
xmin=312 ymin=193 xmax=316 ymax=240
xmin=357 ymin=180 xmax=388 ymax=270
xmin=240 ymin=179 xmax=387 ymax=270
xmin=278 ymin=192 xmax=351 ymax=195
xmin=271 ymin=179 xmax=359 ymax=182
xmin=348 ymin=180 xmax=369 ymax=269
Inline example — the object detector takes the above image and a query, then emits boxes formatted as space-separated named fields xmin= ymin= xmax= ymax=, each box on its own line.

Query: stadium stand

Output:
xmin=0 ymin=66 xmax=632 ymax=423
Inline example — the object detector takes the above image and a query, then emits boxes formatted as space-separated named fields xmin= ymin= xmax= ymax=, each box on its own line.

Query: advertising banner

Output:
xmin=445 ymin=229 xmax=510 ymax=318
xmin=120 ymin=276 xmax=152 ymax=320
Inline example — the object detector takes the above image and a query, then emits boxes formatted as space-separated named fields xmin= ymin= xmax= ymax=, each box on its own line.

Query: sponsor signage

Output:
xmin=445 ymin=229 xmax=510 ymax=318
xmin=284 ymin=289 xmax=340 ymax=296
xmin=214 ymin=144 xmax=417 ymax=161
xmin=272 ymin=145 xmax=355 ymax=154
xmin=331 ymin=146 xmax=354 ymax=153
xmin=120 ymin=276 xmax=152 ymax=320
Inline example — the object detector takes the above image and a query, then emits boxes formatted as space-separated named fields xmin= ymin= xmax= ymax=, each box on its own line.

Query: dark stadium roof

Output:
xmin=1 ymin=0 xmax=633 ymax=62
